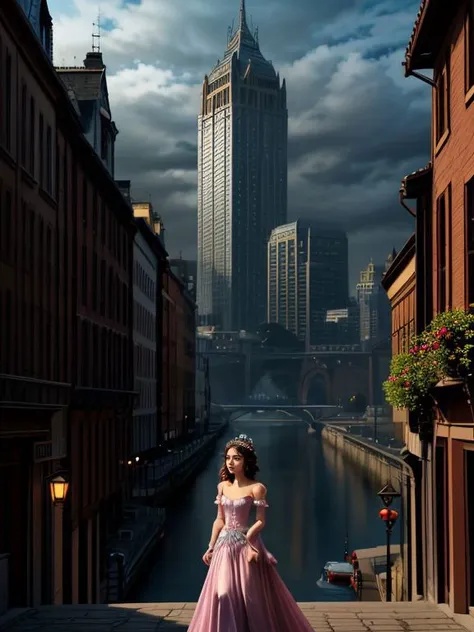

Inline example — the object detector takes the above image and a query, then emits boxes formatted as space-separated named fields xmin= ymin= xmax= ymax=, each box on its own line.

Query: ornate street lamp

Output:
xmin=48 ymin=473 xmax=69 ymax=605
xmin=378 ymin=482 xmax=401 ymax=602
xmin=377 ymin=482 xmax=401 ymax=508
xmin=49 ymin=475 xmax=69 ymax=505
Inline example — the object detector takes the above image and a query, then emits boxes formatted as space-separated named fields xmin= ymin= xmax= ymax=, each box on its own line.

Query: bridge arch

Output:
xmin=299 ymin=368 xmax=331 ymax=406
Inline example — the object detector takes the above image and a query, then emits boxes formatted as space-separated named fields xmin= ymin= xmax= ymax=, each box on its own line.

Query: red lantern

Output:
xmin=379 ymin=508 xmax=399 ymax=522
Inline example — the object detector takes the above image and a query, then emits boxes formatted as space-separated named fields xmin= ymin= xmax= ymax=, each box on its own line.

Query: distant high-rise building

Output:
xmin=267 ymin=220 xmax=348 ymax=347
xmin=197 ymin=0 xmax=288 ymax=331
xmin=170 ymin=258 xmax=197 ymax=301
xmin=357 ymin=253 xmax=393 ymax=347
xmin=325 ymin=298 xmax=360 ymax=345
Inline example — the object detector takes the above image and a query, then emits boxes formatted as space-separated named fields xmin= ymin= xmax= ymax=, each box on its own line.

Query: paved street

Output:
xmin=2 ymin=602 xmax=473 ymax=631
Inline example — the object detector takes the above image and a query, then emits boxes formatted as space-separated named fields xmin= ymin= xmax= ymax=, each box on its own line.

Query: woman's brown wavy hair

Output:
xmin=219 ymin=440 xmax=259 ymax=482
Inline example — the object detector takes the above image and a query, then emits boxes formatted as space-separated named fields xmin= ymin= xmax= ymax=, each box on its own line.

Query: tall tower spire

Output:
xmin=239 ymin=0 xmax=247 ymax=29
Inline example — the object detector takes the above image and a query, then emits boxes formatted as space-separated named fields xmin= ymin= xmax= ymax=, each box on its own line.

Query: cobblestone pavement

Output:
xmin=2 ymin=601 xmax=473 ymax=631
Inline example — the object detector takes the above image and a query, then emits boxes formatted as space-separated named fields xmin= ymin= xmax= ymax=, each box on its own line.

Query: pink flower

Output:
xmin=421 ymin=344 xmax=429 ymax=351
xmin=413 ymin=346 xmax=419 ymax=352
xmin=404 ymin=381 xmax=410 ymax=388
xmin=432 ymin=341 xmax=440 ymax=350
xmin=439 ymin=327 xmax=448 ymax=336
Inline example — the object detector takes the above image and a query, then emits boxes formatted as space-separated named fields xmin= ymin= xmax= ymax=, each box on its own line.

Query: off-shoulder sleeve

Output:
xmin=252 ymin=483 xmax=269 ymax=508
xmin=214 ymin=483 xmax=223 ymax=505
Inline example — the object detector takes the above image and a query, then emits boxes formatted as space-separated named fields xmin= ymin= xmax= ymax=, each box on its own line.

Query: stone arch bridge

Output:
xmin=202 ymin=347 xmax=390 ymax=408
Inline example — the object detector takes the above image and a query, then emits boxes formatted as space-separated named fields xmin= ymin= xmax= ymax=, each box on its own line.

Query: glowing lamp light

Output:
xmin=49 ymin=475 xmax=69 ymax=505
xmin=378 ymin=508 xmax=399 ymax=523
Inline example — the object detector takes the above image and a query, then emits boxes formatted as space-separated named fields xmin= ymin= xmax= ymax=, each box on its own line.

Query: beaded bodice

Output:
xmin=215 ymin=493 xmax=268 ymax=531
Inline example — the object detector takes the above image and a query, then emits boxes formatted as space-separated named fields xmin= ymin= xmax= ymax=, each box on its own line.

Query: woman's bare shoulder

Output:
xmin=251 ymin=482 xmax=267 ymax=498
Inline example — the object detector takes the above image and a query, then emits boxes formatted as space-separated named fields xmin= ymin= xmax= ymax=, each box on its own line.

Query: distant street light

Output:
xmin=378 ymin=482 xmax=401 ymax=602
xmin=49 ymin=473 xmax=69 ymax=605
xmin=49 ymin=475 xmax=69 ymax=505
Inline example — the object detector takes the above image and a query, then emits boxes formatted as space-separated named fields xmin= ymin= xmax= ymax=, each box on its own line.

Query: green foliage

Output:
xmin=383 ymin=309 xmax=474 ymax=412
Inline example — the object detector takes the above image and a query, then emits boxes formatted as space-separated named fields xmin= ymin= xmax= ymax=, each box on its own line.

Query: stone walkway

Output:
xmin=1 ymin=602 xmax=473 ymax=631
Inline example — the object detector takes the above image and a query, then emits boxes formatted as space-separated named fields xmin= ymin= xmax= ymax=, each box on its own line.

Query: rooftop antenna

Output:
xmin=227 ymin=25 xmax=232 ymax=43
xmin=92 ymin=10 xmax=101 ymax=53
xmin=255 ymin=26 xmax=259 ymax=44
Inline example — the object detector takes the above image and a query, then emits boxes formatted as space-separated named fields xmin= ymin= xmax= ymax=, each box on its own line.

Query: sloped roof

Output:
xmin=56 ymin=68 xmax=104 ymax=101
xmin=209 ymin=0 xmax=277 ymax=81
xmin=404 ymin=0 xmax=459 ymax=73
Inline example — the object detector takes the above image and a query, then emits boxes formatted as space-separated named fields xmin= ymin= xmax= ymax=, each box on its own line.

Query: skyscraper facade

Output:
xmin=267 ymin=220 xmax=348 ymax=347
xmin=197 ymin=0 xmax=287 ymax=331
xmin=356 ymin=253 xmax=393 ymax=347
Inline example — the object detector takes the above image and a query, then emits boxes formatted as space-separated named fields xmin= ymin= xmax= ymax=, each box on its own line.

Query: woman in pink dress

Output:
xmin=187 ymin=434 xmax=315 ymax=632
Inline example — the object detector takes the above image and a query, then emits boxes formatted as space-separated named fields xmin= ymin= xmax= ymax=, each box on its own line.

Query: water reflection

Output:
xmin=135 ymin=414 xmax=397 ymax=603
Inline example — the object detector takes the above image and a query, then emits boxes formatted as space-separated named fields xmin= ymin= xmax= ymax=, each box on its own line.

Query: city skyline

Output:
xmin=48 ymin=0 xmax=429 ymax=288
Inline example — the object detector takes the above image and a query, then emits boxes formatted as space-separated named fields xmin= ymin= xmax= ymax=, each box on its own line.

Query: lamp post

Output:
xmin=378 ymin=482 xmax=401 ymax=602
xmin=49 ymin=474 xmax=69 ymax=605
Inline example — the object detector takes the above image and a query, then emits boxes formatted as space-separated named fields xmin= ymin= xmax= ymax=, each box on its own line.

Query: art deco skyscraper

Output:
xmin=197 ymin=0 xmax=288 ymax=331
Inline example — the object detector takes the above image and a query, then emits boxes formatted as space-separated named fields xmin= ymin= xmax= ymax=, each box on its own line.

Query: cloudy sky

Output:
xmin=48 ymin=0 xmax=428 ymax=292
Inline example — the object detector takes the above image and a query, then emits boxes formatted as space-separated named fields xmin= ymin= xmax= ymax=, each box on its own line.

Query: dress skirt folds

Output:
xmin=187 ymin=492 xmax=315 ymax=632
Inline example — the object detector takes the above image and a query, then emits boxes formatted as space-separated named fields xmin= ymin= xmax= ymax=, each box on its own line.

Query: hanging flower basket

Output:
xmin=383 ymin=309 xmax=474 ymax=425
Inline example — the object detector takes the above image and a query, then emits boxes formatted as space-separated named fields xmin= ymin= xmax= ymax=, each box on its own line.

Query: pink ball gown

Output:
xmin=187 ymin=487 xmax=315 ymax=632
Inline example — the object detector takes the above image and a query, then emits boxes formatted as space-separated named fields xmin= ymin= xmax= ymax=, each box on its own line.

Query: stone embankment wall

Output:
xmin=321 ymin=425 xmax=403 ymax=486
xmin=321 ymin=424 xmax=416 ymax=602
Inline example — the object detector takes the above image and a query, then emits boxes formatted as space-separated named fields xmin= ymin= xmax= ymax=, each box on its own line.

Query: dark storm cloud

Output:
xmin=52 ymin=0 xmax=427 ymax=290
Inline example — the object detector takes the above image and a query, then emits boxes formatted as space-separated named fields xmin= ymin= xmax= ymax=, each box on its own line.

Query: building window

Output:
xmin=82 ymin=177 xmax=88 ymax=226
xmin=4 ymin=50 xmax=12 ymax=151
xmin=437 ymin=187 xmax=451 ymax=312
xmin=100 ymin=260 xmax=106 ymax=316
xmin=436 ymin=60 xmax=449 ymax=144
xmin=466 ymin=177 xmax=474 ymax=305
xmin=1 ymin=188 xmax=12 ymax=264
xmin=108 ymin=268 xmax=113 ymax=318
xmin=21 ymin=83 xmax=27 ymax=165
xmin=39 ymin=114 xmax=44 ymax=186
xmin=92 ymin=191 xmax=98 ymax=234
xmin=81 ymin=245 xmax=87 ymax=306
xmin=81 ymin=320 xmax=89 ymax=386
xmin=29 ymin=98 xmax=35 ymax=176
xmin=46 ymin=126 xmax=53 ymax=194
xmin=466 ymin=5 xmax=474 ymax=92
xmin=92 ymin=252 xmax=98 ymax=311
xmin=101 ymin=200 xmax=106 ymax=245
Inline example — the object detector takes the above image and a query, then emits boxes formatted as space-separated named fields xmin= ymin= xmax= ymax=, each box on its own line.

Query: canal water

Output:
xmin=134 ymin=413 xmax=401 ymax=603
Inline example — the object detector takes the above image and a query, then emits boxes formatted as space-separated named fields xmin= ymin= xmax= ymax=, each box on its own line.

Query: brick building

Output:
xmin=161 ymin=267 xmax=196 ymax=441
xmin=0 ymin=0 xmax=135 ymax=607
xmin=382 ymin=234 xmax=426 ymax=600
xmin=131 ymin=215 xmax=167 ymax=457
xmin=401 ymin=0 xmax=474 ymax=613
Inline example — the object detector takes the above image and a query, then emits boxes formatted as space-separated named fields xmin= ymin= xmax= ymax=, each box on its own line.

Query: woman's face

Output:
xmin=225 ymin=447 xmax=244 ymax=476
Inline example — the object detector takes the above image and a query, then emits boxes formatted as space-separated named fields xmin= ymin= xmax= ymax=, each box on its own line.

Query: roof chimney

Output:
xmin=84 ymin=52 xmax=105 ymax=70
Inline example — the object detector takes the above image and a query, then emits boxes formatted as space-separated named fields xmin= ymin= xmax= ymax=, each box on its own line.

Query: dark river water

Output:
xmin=134 ymin=413 xmax=401 ymax=603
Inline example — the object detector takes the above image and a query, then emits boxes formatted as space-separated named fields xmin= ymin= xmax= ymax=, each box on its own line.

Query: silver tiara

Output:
xmin=227 ymin=434 xmax=255 ymax=450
